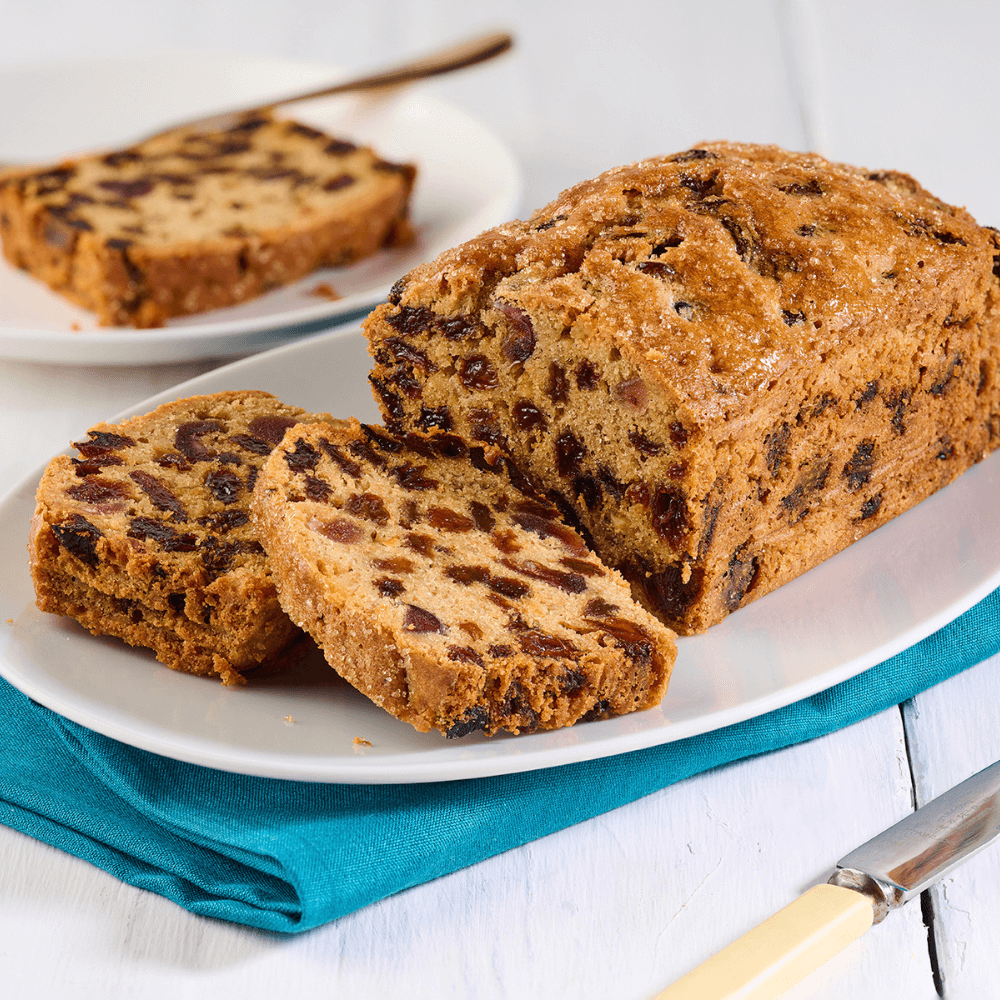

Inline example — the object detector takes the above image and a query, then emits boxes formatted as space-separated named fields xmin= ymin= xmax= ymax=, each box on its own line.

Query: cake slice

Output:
xmin=29 ymin=391 xmax=334 ymax=683
xmin=363 ymin=141 xmax=1000 ymax=633
xmin=0 ymin=112 xmax=415 ymax=327
xmin=251 ymin=419 xmax=676 ymax=737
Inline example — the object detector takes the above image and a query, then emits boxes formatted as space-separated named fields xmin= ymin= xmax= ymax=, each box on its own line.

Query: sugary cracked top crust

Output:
xmin=386 ymin=141 xmax=1000 ymax=420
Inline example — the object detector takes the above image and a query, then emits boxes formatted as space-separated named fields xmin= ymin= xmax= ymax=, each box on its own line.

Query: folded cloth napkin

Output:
xmin=2 ymin=589 xmax=999 ymax=933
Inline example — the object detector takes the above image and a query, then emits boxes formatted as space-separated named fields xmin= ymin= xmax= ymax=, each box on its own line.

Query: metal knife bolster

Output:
xmin=828 ymin=759 xmax=1000 ymax=922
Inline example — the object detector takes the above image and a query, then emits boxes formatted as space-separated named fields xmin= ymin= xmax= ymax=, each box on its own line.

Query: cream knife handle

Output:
xmin=653 ymin=883 xmax=875 ymax=1000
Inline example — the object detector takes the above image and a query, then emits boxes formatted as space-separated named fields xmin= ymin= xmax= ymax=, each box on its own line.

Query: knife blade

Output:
xmin=655 ymin=758 xmax=1000 ymax=999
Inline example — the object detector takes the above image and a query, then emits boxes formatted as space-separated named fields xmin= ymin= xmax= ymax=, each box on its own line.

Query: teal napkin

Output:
xmin=2 ymin=589 xmax=998 ymax=933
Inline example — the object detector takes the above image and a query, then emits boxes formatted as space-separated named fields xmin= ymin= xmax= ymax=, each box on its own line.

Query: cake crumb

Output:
xmin=70 ymin=321 xmax=82 ymax=331
xmin=4 ymin=618 xmax=13 ymax=625
xmin=353 ymin=736 xmax=372 ymax=746
xmin=283 ymin=715 xmax=295 ymax=725
xmin=311 ymin=282 xmax=341 ymax=301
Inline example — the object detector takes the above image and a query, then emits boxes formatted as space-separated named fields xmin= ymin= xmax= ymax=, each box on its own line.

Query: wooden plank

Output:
xmin=902 ymin=652 xmax=1000 ymax=999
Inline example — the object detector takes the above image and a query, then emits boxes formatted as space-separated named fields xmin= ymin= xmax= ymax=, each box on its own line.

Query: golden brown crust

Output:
xmin=29 ymin=390 xmax=336 ymax=682
xmin=363 ymin=142 xmax=1000 ymax=633
xmin=252 ymin=419 xmax=676 ymax=736
xmin=0 ymin=114 xmax=416 ymax=327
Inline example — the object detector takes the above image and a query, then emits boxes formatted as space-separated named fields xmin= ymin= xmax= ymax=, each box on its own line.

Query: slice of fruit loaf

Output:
xmin=29 ymin=390 xmax=334 ymax=684
xmin=0 ymin=112 xmax=416 ymax=327
xmin=252 ymin=419 xmax=677 ymax=737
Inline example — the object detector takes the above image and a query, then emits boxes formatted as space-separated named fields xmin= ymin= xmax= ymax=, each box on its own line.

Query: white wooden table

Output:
xmin=2 ymin=2 xmax=999 ymax=996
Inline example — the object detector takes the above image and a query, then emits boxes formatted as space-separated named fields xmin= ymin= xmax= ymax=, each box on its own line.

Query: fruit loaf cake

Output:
xmin=0 ymin=112 xmax=415 ymax=327
xmin=363 ymin=141 xmax=1000 ymax=634
xmin=251 ymin=418 xmax=676 ymax=737
xmin=29 ymin=391 xmax=334 ymax=683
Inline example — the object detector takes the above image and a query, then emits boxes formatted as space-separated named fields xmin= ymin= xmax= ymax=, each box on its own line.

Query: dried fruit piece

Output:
xmin=404 ymin=604 xmax=446 ymax=633
xmin=72 ymin=430 xmax=136 ymax=456
xmin=614 ymin=377 xmax=649 ymax=412
xmin=247 ymin=415 xmax=298 ymax=446
xmin=428 ymin=506 xmax=475 ymax=532
xmin=390 ymin=463 xmax=439 ymax=491
xmin=129 ymin=470 xmax=187 ymax=520
xmin=516 ymin=630 xmax=578 ymax=659
xmin=843 ymin=440 xmax=876 ymax=491
xmin=404 ymin=532 xmax=436 ymax=556
xmin=127 ymin=517 xmax=197 ymax=552
xmin=320 ymin=438 xmax=362 ymax=479
xmin=469 ymin=501 xmax=495 ymax=532
xmin=446 ymin=564 xmax=492 ymax=586
xmin=459 ymin=355 xmax=499 ymax=391
xmin=303 ymin=475 xmax=332 ymax=502
xmin=575 ymin=360 xmax=600 ymax=390
xmin=513 ymin=400 xmax=547 ymax=432
xmin=376 ymin=577 xmax=405 ymax=597
xmin=175 ymin=420 xmax=221 ymax=461
xmin=555 ymin=431 xmax=587 ymax=478
xmin=317 ymin=518 xmax=365 ymax=544
xmin=372 ymin=555 xmax=415 ymax=573
xmin=67 ymin=477 xmax=131 ymax=510
xmin=51 ymin=514 xmax=103 ymax=567
xmin=651 ymin=486 xmax=689 ymax=548
xmin=346 ymin=493 xmax=390 ymax=525
xmin=284 ymin=438 xmax=321 ymax=472
xmin=488 ymin=576 xmax=531 ymax=600
xmin=500 ymin=557 xmax=586 ymax=594
xmin=546 ymin=363 xmax=569 ymax=405
xmin=205 ymin=468 xmax=242 ymax=505
xmin=496 ymin=301 xmax=537 ymax=362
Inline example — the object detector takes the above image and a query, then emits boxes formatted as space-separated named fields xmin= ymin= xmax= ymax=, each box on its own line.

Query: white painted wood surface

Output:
xmin=1 ymin=2 xmax=999 ymax=997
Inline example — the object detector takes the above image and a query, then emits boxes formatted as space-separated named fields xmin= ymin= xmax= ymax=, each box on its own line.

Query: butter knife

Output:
xmin=656 ymin=758 xmax=1000 ymax=999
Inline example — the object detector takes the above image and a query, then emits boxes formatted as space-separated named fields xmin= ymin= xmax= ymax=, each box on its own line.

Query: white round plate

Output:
xmin=0 ymin=52 xmax=521 ymax=364
xmin=2 ymin=328 xmax=999 ymax=783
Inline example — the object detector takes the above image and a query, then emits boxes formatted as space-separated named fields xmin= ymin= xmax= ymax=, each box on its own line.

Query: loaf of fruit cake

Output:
xmin=363 ymin=141 xmax=1000 ymax=633
xmin=29 ymin=391 xmax=334 ymax=683
xmin=0 ymin=112 xmax=415 ymax=327
xmin=251 ymin=419 xmax=676 ymax=736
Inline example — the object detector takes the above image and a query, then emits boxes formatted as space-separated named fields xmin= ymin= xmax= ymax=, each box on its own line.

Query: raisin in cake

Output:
xmin=0 ymin=112 xmax=415 ymax=327
xmin=251 ymin=419 xmax=676 ymax=737
xmin=363 ymin=141 xmax=1000 ymax=634
xmin=29 ymin=391 xmax=334 ymax=683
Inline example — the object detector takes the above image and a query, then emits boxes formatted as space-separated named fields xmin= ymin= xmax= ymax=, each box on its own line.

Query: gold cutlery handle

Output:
xmin=654 ymin=883 xmax=874 ymax=1000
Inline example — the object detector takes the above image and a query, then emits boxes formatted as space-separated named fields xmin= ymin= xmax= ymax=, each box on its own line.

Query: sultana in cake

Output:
xmin=29 ymin=391 xmax=334 ymax=683
xmin=363 ymin=141 xmax=1000 ymax=633
xmin=251 ymin=418 xmax=676 ymax=736
xmin=0 ymin=112 xmax=415 ymax=327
